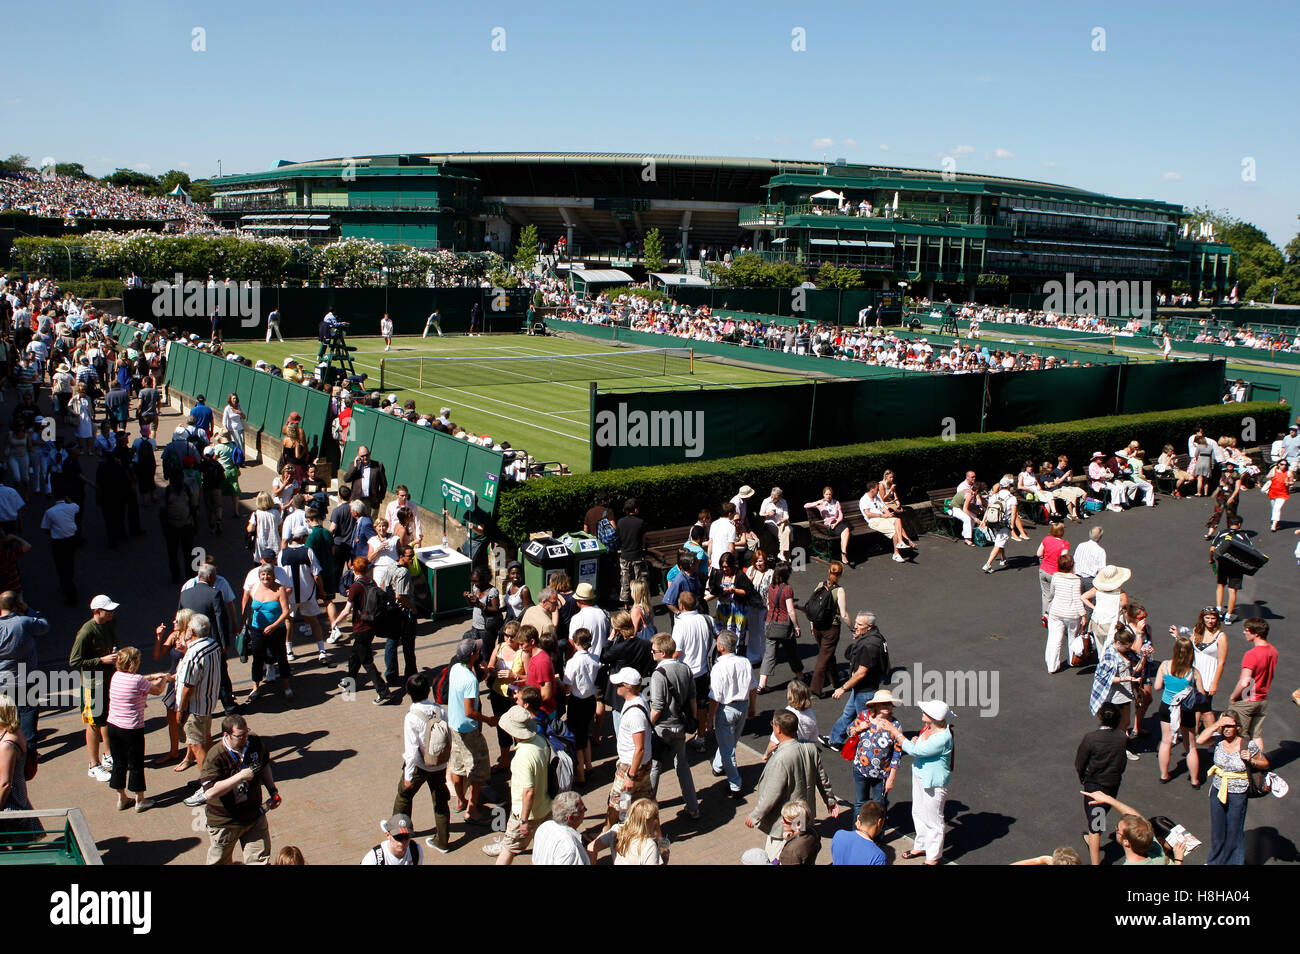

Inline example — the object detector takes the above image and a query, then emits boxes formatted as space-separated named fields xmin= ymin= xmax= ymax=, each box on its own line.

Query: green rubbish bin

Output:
xmin=522 ymin=535 xmax=573 ymax=596
xmin=561 ymin=532 xmax=606 ymax=596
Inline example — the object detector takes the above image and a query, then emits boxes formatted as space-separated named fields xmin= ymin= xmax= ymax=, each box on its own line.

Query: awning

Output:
xmin=216 ymin=187 xmax=282 ymax=197
xmin=649 ymin=272 xmax=711 ymax=286
xmin=770 ymin=237 xmax=788 ymax=244
xmin=569 ymin=269 xmax=633 ymax=284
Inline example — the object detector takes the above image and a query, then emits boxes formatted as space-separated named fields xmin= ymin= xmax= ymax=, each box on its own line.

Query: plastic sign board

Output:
xmin=441 ymin=478 xmax=476 ymax=511
xmin=482 ymin=472 xmax=498 ymax=503
xmin=576 ymin=540 xmax=600 ymax=552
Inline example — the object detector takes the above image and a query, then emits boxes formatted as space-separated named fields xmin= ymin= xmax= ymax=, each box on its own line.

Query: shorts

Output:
xmin=500 ymin=813 xmax=536 ymax=854
xmin=567 ymin=694 xmax=596 ymax=749
xmin=608 ymin=761 xmax=653 ymax=810
xmin=1229 ymin=699 xmax=1267 ymax=740
xmin=1215 ymin=569 xmax=1243 ymax=590
xmin=80 ymin=677 xmax=106 ymax=727
xmin=450 ymin=727 xmax=490 ymax=783
xmin=867 ymin=517 xmax=897 ymax=536
xmin=293 ymin=599 xmax=322 ymax=618
xmin=1083 ymin=784 xmax=1118 ymax=833
xmin=991 ymin=528 xmax=1010 ymax=548
xmin=1191 ymin=692 xmax=1215 ymax=715
xmin=184 ymin=712 xmax=213 ymax=746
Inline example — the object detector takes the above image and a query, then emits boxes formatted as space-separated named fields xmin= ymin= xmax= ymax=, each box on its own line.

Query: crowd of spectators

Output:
xmin=0 ymin=172 xmax=215 ymax=231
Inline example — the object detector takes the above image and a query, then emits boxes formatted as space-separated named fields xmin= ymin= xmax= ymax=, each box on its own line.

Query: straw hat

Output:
xmin=498 ymin=705 xmax=536 ymax=742
xmin=1092 ymin=565 xmax=1131 ymax=592
xmin=574 ymin=582 xmax=597 ymax=601
xmin=866 ymin=689 xmax=902 ymax=707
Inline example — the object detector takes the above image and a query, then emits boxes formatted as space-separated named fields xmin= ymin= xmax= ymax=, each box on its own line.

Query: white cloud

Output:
xmin=178 ymin=161 xmax=191 ymax=168
xmin=992 ymin=147 xmax=1014 ymax=159
xmin=878 ymin=144 xmax=892 ymax=152
xmin=952 ymin=144 xmax=975 ymax=156
xmin=770 ymin=135 xmax=793 ymax=146
xmin=840 ymin=138 xmax=858 ymax=148
xmin=131 ymin=162 xmax=153 ymax=172
xmin=811 ymin=137 xmax=835 ymax=149
xmin=3 ymin=98 xmax=20 ymax=105
xmin=1041 ymin=160 xmax=1057 ymax=168
xmin=1162 ymin=171 xmax=1182 ymax=181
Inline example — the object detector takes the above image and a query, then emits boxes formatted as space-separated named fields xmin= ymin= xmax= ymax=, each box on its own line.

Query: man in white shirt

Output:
xmin=708 ymin=502 xmax=739 ymax=570
xmin=569 ymin=586 xmax=610 ymax=657
xmin=392 ymin=673 xmax=451 ymax=852
xmin=607 ymin=667 xmax=654 ymax=828
xmin=361 ymin=813 xmax=422 ymax=865
xmin=41 ymin=493 xmax=81 ymax=605
xmin=278 ymin=530 xmax=328 ymax=663
xmin=672 ymin=591 xmax=714 ymax=703
xmin=532 ymin=792 xmax=591 ymax=865
xmin=1073 ymin=526 xmax=1107 ymax=596
xmin=709 ymin=631 xmax=756 ymax=797
xmin=980 ymin=477 xmax=1018 ymax=574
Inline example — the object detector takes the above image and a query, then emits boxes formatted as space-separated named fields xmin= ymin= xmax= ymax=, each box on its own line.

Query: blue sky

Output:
xmin=6 ymin=0 xmax=1297 ymax=244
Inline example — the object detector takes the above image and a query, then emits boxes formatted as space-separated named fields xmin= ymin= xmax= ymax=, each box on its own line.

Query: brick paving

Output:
xmin=24 ymin=394 xmax=914 ymax=866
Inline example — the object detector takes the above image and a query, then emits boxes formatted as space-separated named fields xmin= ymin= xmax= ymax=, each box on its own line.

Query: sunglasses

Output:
xmin=391 ymin=833 xmax=411 ymax=842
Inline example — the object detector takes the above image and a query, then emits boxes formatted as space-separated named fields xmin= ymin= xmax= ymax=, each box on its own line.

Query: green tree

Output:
xmin=643 ymin=227 xmax=665 ymax=272
xmin=103 ymin=168 xmax=160 ymax=191
xmin=54 ymin=162 xmax=92 ymax=180
xmin=188 ymin=179 xmax=215 ymax=205
xmin=513 ymin=223 xmax=539 ymax=271
xmin=158 ymin=170 xmax=193 ymax=195
xmin=0 ymin=154 xmax=31 ymax=175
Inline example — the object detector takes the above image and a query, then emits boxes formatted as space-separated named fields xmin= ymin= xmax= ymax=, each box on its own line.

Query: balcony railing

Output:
xmin=740 ymin=203 xmax=985 ymax=228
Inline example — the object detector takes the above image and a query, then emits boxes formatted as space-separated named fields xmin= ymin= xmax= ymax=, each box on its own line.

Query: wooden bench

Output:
xmin=1152 ymin=454 xmax=1191 ymax=495
xmin=926 ymin=488 xmax=962 ymax=540
xmin=801 ymin=506 xmax=894 ymax=565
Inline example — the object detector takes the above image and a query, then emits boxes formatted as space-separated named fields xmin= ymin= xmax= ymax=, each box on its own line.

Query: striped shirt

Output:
xmin=176 ymin=637 xmax=223 ymax=716
xmin=107 ymin=672 xmax=152 ymax=730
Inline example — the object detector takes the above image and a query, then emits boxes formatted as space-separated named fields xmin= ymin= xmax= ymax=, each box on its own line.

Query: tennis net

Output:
xmin=379 ymin=346 xmax=694 ymax=390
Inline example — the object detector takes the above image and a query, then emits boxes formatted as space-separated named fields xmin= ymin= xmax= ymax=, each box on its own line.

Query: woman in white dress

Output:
xmin=222 ymin=394 xmax=246 ymax=463
xmin=74 ymin=382 xmax=95 ymax=455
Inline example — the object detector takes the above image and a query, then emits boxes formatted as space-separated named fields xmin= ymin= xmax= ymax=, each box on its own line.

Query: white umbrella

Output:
xmin=811 ymin=189 xmax=845 ymax=201
xmin=893 ymin=191 xmax=899 ymax=210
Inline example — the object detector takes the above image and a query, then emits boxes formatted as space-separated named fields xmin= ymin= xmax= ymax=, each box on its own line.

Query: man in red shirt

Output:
xmin=1229 ymin=618 xmax=1278 ymax=749
xmin=517 ymin=625 xmax=557 ymax=716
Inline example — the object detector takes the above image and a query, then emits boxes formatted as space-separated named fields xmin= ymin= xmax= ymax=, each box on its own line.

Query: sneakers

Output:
xmin=285 ymin=648 xmax=296 ymax=662
xmin=183 ymin=787 xmax=207 ymax=807
xmin=1108 ymin=505 xmax=1124 ymax=512
xmin=88 ymin=764 xmax=111 ymax=782
xmin=284 ymin=688 xmax=294 ymax=700
xmin=982 ymin=565 xmax=994 ymax=574
xmin=425 ymin=837 xmax=450 ymax=854
xmin=481 ymin=836 xmax=503 ymax=857
xmin=101 ymin=755 xmax=114 ymax=769
xmin=246 ymin=687 xmax=262 ymax=703
xmin=1223 ymin=614 xmax=1239 ymax=624
xmin=318 ymin=650 xmax=330 ymax=664
xmin=328 ymin=627 xmax=343 ymax=644
xmin=892 ymin=553 xmax=905 ymax=563
xmin=373 ymin=694 xmax=392 ymax=706
xmin=817 ymin=734 xmax=835 ymax=750
xmin=1125 ymin=750 xmax=1141 ymax=762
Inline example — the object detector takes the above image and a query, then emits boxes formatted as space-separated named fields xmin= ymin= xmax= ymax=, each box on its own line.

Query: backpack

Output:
xmin=370 ymin=841 xmax=421 ymax=866
xmin=983 ymin=497 xmax=1006 ymax=527
xmin=161 ymin=441 xmax=184 ymax=481
xmin=200 ymin=456 xmax=224 ymax=490
xmin=596 ymin=512 xmax=618 ymax=548
xmin=280 ymin=544 xmax=314 ymax=605
xmin=539 ymin=716 xmax=576 ymax=794
xmin=358 ymin=578 xmax=392 ymax=626
xmin=804 ymin=582 xmax=837 ymax=629
xmin=419 ymin=706 xmax=452 ymax=767
xmin=428 ymin=664 xmax=451 ymax=705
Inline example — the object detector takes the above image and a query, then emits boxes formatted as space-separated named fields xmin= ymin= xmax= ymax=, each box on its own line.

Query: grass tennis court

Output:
xmin=228 ymin=333 xmax=811 ymax=472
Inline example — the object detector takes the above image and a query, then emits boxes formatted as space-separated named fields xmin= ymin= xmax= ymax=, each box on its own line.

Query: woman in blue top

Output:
xmin=1153 ymin=635 xmax=1205 ymax=787
xmin=243 ymin=565 xmax=292 ymax=704
xmin=879 ymin=698 xmax=954 ymax=865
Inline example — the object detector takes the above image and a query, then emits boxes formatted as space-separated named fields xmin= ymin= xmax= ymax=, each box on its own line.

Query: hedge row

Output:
xmin=495 ymin=431 xmax=1039 ymax=542
xmin=494 ymin=402 xmax=1288 ymax=543
xmin=1020 ymin=402 xmax=1288 ymax=468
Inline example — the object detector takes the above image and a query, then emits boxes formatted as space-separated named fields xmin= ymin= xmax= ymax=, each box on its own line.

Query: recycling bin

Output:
xmin=561 ymin=531 xmax=607 ymax=596
xmin=522 ymin=535 xmax=573 ymax=596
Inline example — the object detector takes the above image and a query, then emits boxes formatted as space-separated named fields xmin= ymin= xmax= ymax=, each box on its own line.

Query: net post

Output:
xmin=690 ymin=347 xmax=695 ymax=374
xmin=419 ymin=358 xmax=423 ymax=390
xmin=379 ymin=358 xmax=385 ymax=392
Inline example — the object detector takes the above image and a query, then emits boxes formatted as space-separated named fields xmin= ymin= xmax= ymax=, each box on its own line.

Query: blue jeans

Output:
xmin=1207 ymin=787 xmax=1248 ymax=865
xmin=19 ymin=705 xmax=37 ymax=748
xmin=853 ymin=772 xmax=889 ymax=820
xmin=829 ymin=688 xmax=871 ymax=746
xmin=711 ymin=702 xmax=747 ymax=792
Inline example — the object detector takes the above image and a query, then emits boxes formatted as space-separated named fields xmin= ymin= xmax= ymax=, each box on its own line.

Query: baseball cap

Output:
xmin=90 ymin=594 xmax=120 ymax=612
xmin=608 ymin=667 xmax=644 ymax=687
xmin=382 ymin=813 xmax=413 ymax=836
xmin=456 ymin=637 xmax=478 ymax=660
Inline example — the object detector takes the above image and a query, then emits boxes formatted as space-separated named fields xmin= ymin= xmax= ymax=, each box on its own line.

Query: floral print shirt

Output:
xmin=850 ymin=713 xmax=902 ymax=779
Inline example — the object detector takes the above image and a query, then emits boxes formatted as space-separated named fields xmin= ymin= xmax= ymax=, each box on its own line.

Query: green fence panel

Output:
xmin=163 ymin=343 xmax=187 ymax=388
xmin=342 ymin=407 xmax=380 ymax=462
xmin=299 ymin=389 xmax=331 ymax=459
xmin=988 ymin=366 xmax=1121 ymax=429
xmin=1117 ymin=360 xmax=1226 ymax=414
xmin=425 ymin=431 xmax=471 ymax=519
xmin=263 ymin=376 xmax=291 ymax=439
xmin=368 ymin=412 xmax=407 ymax=475
xmin=392 ymin=423 xmax=434 ymax=503
xmin=464 ymin=445 xmax=505 ymax=511
xmin=232 ymin=364 xmax=257 ymax=419
xmin=174 ymin=346 xmax=196 ymax=396
xmin=248 ymin=372 xmax=272 ymax=434
xmin=810 ymin=375 xmax=982 ymax=446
